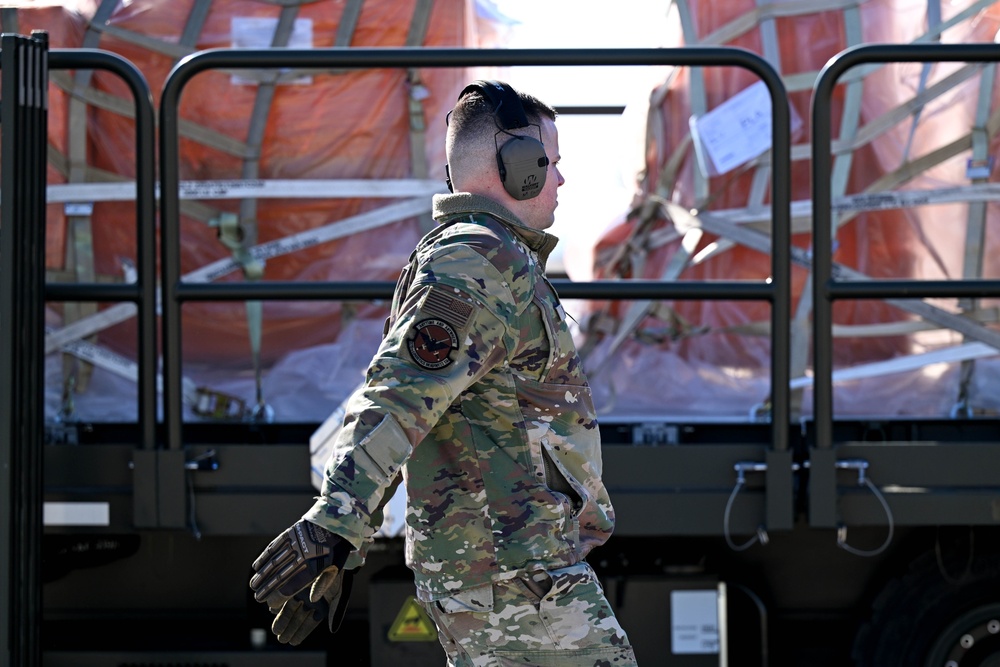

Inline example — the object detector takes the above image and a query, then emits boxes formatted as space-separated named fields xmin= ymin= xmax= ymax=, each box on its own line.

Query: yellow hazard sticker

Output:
xmin=387 ymin=596 xmax=437 ymax=642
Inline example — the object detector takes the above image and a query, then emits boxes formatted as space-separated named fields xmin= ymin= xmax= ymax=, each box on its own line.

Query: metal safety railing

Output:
xmin=44 ymin=48 xmax=160 ymax=530
xmin=158 ymin=46 xmax=792 ymax=457
xmin=1 ymin=33 xmax=156 ymax=665
xmin=809 ymin=42 xmax=1000 ymax=533
xmin=44 ymin=49 xmax=159 ymax=449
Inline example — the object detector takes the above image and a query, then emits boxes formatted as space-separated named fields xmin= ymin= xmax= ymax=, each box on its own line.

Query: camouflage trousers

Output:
xmin=420 ymin=562 xmax=637 ymax=667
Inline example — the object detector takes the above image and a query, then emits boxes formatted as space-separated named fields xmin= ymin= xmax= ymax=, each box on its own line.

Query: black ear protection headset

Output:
xmin=445 ymin=80 xmax=549 ymax=201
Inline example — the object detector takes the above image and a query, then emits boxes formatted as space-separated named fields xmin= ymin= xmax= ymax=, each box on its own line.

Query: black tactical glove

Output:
xmin=270 ymin=568 xmax=355 ymax=645
xmin=249 ymin=519 xmax=352 ymax=613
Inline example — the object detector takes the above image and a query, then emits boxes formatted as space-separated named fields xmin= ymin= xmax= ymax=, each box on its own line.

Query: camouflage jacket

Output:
xmin=304 ymin=192 xmax=615 ymax=601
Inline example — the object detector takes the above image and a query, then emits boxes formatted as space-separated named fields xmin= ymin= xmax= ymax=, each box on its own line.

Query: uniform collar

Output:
xmin=431 ymin=192 xmax=559 ymax=265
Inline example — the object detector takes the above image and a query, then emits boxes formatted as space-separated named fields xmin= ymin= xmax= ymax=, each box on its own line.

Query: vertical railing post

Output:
xmin=0 ymin=30 xmax=49 ymax=667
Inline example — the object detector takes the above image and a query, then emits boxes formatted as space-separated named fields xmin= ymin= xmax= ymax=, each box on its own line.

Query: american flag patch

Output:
xmin=421 ymin=288 xmax=474 ymax=328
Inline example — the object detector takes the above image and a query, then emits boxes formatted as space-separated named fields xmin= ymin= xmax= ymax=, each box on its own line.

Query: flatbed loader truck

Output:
xmin=5 ymin=34 xmax=1000 ymax=667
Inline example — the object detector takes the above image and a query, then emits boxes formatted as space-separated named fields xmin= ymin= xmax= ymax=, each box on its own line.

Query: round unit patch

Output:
xmin=407 ymin=318 xmax=458 ymax=370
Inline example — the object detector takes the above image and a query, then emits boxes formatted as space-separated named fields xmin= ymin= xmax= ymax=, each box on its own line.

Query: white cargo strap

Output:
xmin=43 ymin=196 xmax=433 ymax=354
xmin=40 ymin=177 xmax=446 ymax=204
xmin=51 ymin=329 xmax=243 ymax=419
xmin=405 ymin=0 xmax=434 ymax=232
xmin=59 ymin=0 xmax=120 ymax=395
xmin=668 ymin=199 xmax=1000 ymax=352
xmin=592 ymin=192 xmax=1000 ymax=392
xmin=671 ymin=0 xmax=709 ymax=203
xmin=191 ymin=196 xmax=429 ymax=282
xmin=588 ymin=226 xmax=703 ymax=377
xmin=719 ymin=305 xmax=1000 ymax=340
xmin=691 ymin=0 xmax=860 ymax=45
xmin=955 ymin=53 xmax=997 ymax=414
xmin=790 ymin=341 xmax=999 ymax=391
xmin=899 ymin=1 xmax=941 ymax=162
xmin=211 ymin=212 xmax=270 ymax=421
xmin=794 ymin=0 xmax=862 ymax=416
xmin=236 ymin=1 xmax=304 ymax=263
xmin=742 ymin=0 xmax=783 ymax=218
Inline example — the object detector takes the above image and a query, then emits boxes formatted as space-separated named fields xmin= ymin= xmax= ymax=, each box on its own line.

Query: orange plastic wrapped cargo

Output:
xmin=5 ymin=1 xmax=504 ymax=420
xmin=97 ymin=0 xmax=494 ymax=364
xmin=580 ymin=0 xmax=1000 ymax=418
xmin=0 ymin=2 xmax=90 ymax=270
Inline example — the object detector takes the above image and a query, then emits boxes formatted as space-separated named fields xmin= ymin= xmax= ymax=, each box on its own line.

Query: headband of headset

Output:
xmin=458 ymin=80 xmax=530 ymax=131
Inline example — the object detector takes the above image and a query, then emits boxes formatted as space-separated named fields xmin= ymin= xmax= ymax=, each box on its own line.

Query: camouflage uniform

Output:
xmin=304 ymin=192 xmax=635 ymax=665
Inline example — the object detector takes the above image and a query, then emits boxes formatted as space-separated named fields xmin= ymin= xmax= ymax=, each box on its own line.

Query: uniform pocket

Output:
xmin=431 ymin=582 xmax=495 ymax=614
xmin=353 ymin=414 xmax=411 ymax=484
xmin=540 ymin=438 xmax=587 ymax=516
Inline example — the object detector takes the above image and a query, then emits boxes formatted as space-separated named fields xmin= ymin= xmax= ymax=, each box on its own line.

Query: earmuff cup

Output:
xmin=497 ymin=135 xmax=548 ymax=201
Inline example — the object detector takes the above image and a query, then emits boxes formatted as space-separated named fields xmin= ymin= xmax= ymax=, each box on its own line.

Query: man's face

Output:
xmin=517 ymin=117 xmax=564 ymax=231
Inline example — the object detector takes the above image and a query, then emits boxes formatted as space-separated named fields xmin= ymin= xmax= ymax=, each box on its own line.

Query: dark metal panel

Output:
xmin=839 ymin=441 xmax=1000 ymax=487
xmin=186 ymin=495 xmax=324 ymax=536
xmin=185 ymin=444 xmax=313 ymax=488
xmin=811 ymin=442 xmax=1000 ymax=529
xmin=45 ymin=444 xmax=134 ymax=488
xmin=840 ymin=491 xmax=1000 ymax=526
xmin=603 ymin=444 xmax=770 ymax=536
xmin=156 ymin=449 xmax=187 ymax=529
xmin=610 ymin=493 xmax=766 ymax=536
xmin=45 ymin=443 xmax=316 ymax=536
xmin=131 ymin=449 xmax=159 ymax=527
xmin=602 ymin=444 xmax=770 ymax=487
xmin=182 ymin=444 xmax=323 ymax=535
xmin=766 ymin=448 xmax=794 ymax=531
xmin=808 ymin=448 xmax=838 ymax=528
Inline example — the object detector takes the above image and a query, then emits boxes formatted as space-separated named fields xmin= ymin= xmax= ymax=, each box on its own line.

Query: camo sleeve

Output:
xmin=304 ymin=242 xmax=517 ymax=548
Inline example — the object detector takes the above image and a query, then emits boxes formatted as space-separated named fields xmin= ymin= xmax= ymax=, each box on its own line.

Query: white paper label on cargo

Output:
xmin=671 ymin=589 xmax=719 ymax=654
xmin=231 ymin=17 xmax=314 ymax=85
xmin=691 ymin=80 xmax=775 ymax=176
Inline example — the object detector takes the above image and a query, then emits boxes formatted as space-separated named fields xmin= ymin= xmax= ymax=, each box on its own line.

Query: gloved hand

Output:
xmin=249 ymin=519 xmax=352 ymax=613
xmin=270 ymin=568 xmax=355 ymax=645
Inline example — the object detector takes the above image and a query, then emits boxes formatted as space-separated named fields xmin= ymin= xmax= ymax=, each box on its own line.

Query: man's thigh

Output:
xmin=423 ymin=563 xmax=637 ymax=667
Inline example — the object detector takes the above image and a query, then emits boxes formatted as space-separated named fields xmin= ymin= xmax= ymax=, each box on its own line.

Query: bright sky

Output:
xmin=485 ymin=0 xmax=675 ymax=277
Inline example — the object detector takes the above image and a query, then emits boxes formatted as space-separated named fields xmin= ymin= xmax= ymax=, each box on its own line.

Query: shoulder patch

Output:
xmin=405 ymin=287 xmax=477 ymax=371
xmin=408 ymin=318 xmax=458 ymax=370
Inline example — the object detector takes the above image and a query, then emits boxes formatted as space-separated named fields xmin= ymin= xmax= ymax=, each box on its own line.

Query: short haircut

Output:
xmin=448 ymin=84 xmax=557 ymax=140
